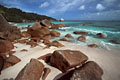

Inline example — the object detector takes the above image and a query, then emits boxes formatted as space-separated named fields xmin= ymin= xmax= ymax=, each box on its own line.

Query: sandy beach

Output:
xmin=0 ymin=41 xmax=120 ymax=80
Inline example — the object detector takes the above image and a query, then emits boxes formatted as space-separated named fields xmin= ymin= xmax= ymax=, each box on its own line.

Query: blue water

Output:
xmin=16 ymin=20 xmax=120 ymax=49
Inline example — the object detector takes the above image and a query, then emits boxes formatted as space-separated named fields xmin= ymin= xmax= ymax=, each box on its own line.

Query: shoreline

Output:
xmin=0 ymin=41 xmax=120 ymax=80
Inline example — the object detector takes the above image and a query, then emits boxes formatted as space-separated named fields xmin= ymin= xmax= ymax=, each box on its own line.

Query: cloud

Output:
xmin=96 ymin=4 xmax=105 ymax=11
xmin=102 ymin=0 xmax=117 ymax=6
xmin=39 ymin=2 xmax=49 ymax=8
xmin=77 ymin=10 xmax=120 ymax=20
xmin=78 ymin=5 xmax=85 ymax=10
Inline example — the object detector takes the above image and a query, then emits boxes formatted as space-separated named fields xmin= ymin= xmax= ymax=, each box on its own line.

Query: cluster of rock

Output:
xmin=73 ymin=31 xmax=108 ymax=48
xmin=15 ymin=50 xmax=103 ymax=80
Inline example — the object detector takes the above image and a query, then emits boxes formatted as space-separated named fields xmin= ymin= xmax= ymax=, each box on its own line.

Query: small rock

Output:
xmin=59 ymin=38 xmax=70 ymax=42
xmin=65 ymin=34 xmax=73 ymax=38
xmin=50 ymin=31 xmax=60 ymax=37
xmin=42 ymin=68 xmax=51 ymax=80
xmin=20 ymin=49 xmax=28 ymax=52
xmin=77 ymin=36 xmax=86 ymax=42
xmin=73 ymin=31 xmax=88 ymax=35
xmin=88 ymin=44 xmax=98 ymax=48
xmin=96 ymin=33 xmax=107 ymax=38
xmin=6 ymin=55 xmax=21 ymax=65
xmin=51 ymin=41 xmax=64 ymax=48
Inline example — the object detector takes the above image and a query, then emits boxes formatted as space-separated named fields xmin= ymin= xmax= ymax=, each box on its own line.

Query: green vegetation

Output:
xmin=0 ymin=5 xmax=56 ymax=22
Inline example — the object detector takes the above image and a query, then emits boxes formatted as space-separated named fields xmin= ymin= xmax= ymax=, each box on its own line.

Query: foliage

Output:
xmin=0 ymin=5 xmax=56 ymax=22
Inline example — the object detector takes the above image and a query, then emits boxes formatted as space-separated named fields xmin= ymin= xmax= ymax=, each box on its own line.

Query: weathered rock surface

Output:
xmin=42 ymin=68 xmax=51 ymax=80
xmin=15 ymin=59 xmax=44 ymax=80
xmin=59 ymin=38 xmax=70 ymax=42
xmin=0 ymin=39 xmax=14 ymax=54
xmin=65 ymin=34 xmax=73 ymax=38
xmin=21 ymin=31 xmax=30 ymax=38
xmin=0 ymin=14 xmax=21 ymax=41
xmin=40 ymin=19 xmax=52 ymax=27
xmin=77 ymin=36 xmax=86 ymax=42
xmin=73 ymin=31 xmax=88 ymax=35
xmin=58 ymin=61 xmax=103 ymax=80
xmin=50 ymin=50 xmax=88 ymax=72
xmin=6 ymin=55 xmax=21 ymax=65
xmin=43 ymin=39 xmax=51 ymax=45
xmin=18 ymin=39 xmax=27 ymax=44
xmin=88 ymin=44 xmax=98 ymax=48
xmin=96 ymin=33 xmax=107 ymax=38
xmin=50 ymin=31 xmax=60 ymax=37
xmin=38 ymin=53 xmax=52 ymax=63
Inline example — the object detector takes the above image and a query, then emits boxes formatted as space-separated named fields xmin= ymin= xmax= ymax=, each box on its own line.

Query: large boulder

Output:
xmin=0 ymin=39 xmax=14 ymax=54
xmin=50 ymin=31 xmax=60 ymax=37
xmin=50 ymin=50 xmax=88 ymax=72
xmin=96 ymin=33 xmax=107 ymax=38
xmin=73 ymin=31 xmax=88 ymax=35
xmin=15 ymin=59 xmax=44 ymax=80
xmin=27 ymin=27 xmax=50 ymax=38
xmin=58 ymin=61 xmax=103 ymax=80
xmin=32 ymin=22 xmax=42 ymax=30
xmin=65 ymin=34 xmax=73 ymax=38
xmin=40 ymin=19 xmax=52 ymax=27
xmin=77 ymin=36 xmax=86 ymax=42
xmin=0 ymin=14 xmax=21 ymax=41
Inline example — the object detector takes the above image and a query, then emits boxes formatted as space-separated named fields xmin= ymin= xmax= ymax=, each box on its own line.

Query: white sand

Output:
xmin=0 ymin=41 xmax=120 ymax=80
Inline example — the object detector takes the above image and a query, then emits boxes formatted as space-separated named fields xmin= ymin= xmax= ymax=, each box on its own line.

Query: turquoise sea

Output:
xmin=16 ymin=20 xmax=120 ymax=50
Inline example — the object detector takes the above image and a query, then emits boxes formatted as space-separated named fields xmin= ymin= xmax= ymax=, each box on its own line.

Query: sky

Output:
xmin=0 ymin=0 xmax=120 ymax=20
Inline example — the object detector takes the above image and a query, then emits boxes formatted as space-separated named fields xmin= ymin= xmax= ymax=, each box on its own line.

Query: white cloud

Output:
xmin=39 ymin=2 xmax=49 ymax=8
xmin=96 ymin=4 xmax=105 ymax=11
xmin=78 ymin=5 xmax=85 ymax=10
xmin=102 ymin=0 xmax=117 ymax=6
xmin=47 ymin=0 xmax=95 ymax=15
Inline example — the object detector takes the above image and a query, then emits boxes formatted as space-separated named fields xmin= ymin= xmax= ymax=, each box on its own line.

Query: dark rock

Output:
xmin=77 ymin=36 xmax=86 ymax=42
xmin=38 ymin=53 xmax=52 ymax=63
xmin=0 ymin=55 xmax=4 ymax=73
xmin=0 ymin=40 xmax=14 ymax=54
xmin=26 ymin=41 xmax=38 ymax=48
xmin=58 ymin=61 xmax=103 ymax=80
xmin=31 ymin=37 xmax=40 ymax=43
xmin=6 ymin=55 xmax=21 ymax=65
xmin=73 ymin=31 xmax=88 ymax=35
xmin=110 ymin=40 xmax=120 ymax=44
xmin=3 ymin=62 xmax=12 ymax=70
xmin=40 ymin=19 xmax=52 ymax=27
xmin=42 ymin=68 xmax=51 ymax=80
xmin=21 ymin=31 xmax=30 ymax=38
xmin=20 ymin=49 xmax=28 ymax=52
xmin=42 ymin=34 xmax=51 ymax=40
xmin=88 ymin=44 xmax=98 ymax=48
xmin=43 ymin=39 xmax=51 ymax=45
xmin=50 ymin=50 xmax=88 ymax=72
xmin=15 ymin=59 xmax=44 ymax=80
xmin=50 ymin=31 xmax=60 ymax=37
xmin=51 ymin=41 xmax=64 ymax=48
xmin=59 ymin=38 xmax=70 ymax=42
xmin=18 ymin=39 xmax=27 ymax=44
xmin=9 ymin=51 xmax=16 ymax=55
xmin=96 ymin=33 xmax=107 ymax=38
xmin=65 ymin=34 xmax=73 ymax=38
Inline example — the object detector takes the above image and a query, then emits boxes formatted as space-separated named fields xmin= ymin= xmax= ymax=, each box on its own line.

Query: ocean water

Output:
xmin=16 ymin=20 xmax=120 ymax=50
